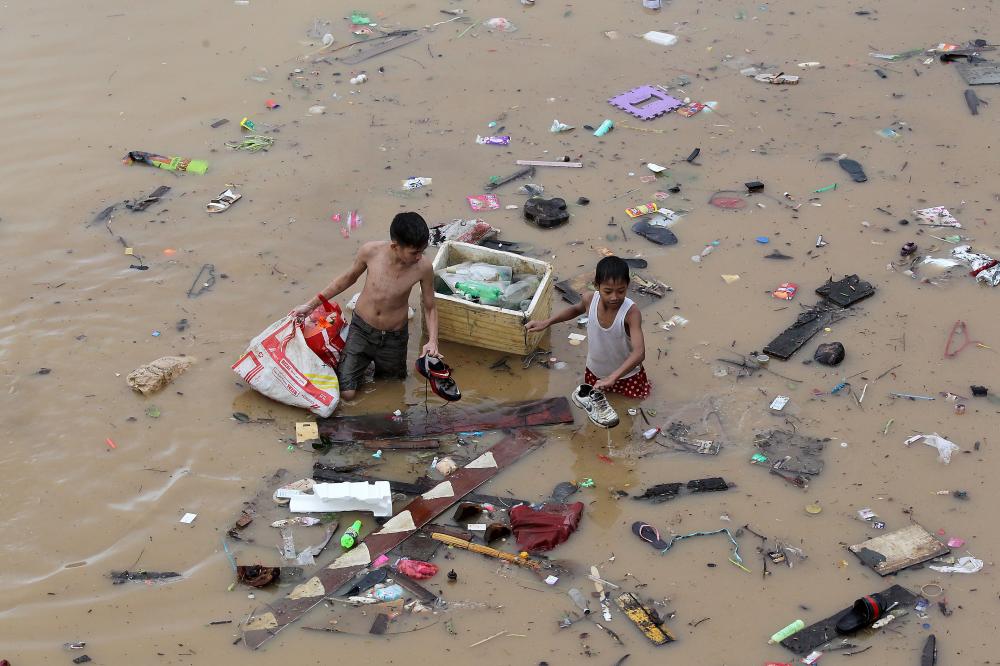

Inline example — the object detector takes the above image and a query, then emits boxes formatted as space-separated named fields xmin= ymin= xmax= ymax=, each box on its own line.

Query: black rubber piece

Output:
xmin=838 ymin=158 xmax=868 ymax=183
xmin=524 ymin=196 xmax=569 ymax=229
xmin=631 ymin=220 xmax=678 ymax=246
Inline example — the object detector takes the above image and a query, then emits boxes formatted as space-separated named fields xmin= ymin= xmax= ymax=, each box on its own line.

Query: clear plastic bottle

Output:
xmin=501 ymin=276 xmax=540 ymax=309
xmin=446 ymin=262 xmax=512 ymax=282
xmin=568 ymin=588 xmax=591 ymax=614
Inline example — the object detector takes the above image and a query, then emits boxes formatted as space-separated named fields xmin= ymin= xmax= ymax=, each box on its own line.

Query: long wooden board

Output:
xmin=241 ymin=428 xmax=546 ymax=650
xmin=317 ymin=397 xmax=574 ymax=441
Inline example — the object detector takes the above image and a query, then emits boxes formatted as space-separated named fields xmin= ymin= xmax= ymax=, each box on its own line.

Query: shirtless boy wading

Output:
xmin=291 ymin=212 xmax=439 ymax=401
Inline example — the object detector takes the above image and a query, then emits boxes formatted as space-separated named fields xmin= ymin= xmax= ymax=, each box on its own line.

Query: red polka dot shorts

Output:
xmin=584 ymin=367 xmax=652 ymax=400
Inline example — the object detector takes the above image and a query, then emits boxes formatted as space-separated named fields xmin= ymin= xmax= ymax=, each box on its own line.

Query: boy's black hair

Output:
xmin=595 ymin=256 xmax=630 ymax=286
xmin=390 ymin=212 xmax=430 ymax=248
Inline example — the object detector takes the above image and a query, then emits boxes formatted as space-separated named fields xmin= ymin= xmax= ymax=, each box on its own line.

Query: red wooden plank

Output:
xmin=241 ymin=428 xmax=546 ymax=650
xmin=317 ymin=397 xmax=574 ymax=441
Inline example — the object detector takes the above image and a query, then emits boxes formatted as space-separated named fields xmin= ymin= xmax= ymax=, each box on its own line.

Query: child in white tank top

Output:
xmin=524 ymin=257 xmax=651 ymax=399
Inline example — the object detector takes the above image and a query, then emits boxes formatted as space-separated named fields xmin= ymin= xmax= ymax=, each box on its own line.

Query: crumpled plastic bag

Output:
xmin=929 ymin=556 xmax=983 ymax=574
xmin=127 ymin=356 xmax=194 ymax=394
xmin=952 ymin=245 xmax=1000 ymax=286
xmin=510 ymin=502 xmax=583 ymax=552
xmin=904 ymin=433 xmax=960 ymax=464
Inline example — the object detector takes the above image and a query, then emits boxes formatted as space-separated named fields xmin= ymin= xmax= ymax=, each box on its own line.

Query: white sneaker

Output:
xmin=571 ymin=384 xmax=619 ymax=428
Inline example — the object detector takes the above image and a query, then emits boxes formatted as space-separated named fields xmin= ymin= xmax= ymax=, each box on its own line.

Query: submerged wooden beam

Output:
xmin=317 ymin=397 xmax=573 ymax=441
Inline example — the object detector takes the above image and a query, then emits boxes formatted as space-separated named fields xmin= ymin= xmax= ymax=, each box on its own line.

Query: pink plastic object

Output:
xmin=947 ymin=537 xmax=966 ymax=548
xmin=608 ymin=85 xmax=682 ymax=120
xmin=396 ymin=558 xmax=439 ymax=579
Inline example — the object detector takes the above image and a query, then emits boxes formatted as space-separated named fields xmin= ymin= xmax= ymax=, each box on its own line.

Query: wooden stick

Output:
xmin=469 ymin=630 xmax=506 ymax=647
xmin=516 ymin=159 xmax=583 ymax=168
xmin=431 ymin=533 xmax=540 ymax=570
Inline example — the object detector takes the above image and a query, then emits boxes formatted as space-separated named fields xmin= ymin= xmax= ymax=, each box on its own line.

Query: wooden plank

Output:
xmin=516 ymin=160 xmax=583 ymax=168
xmin=847 ymin=524 xmax=949 ymax=576
xmin=361 ymin=439 xmax=440 ymax=450
xmin=241 ymin=429 xmax=546 ymax=650
xmin=317 ymin=397 xmax=574 ymax=441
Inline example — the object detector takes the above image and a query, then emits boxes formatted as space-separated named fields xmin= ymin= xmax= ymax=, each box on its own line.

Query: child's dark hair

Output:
xmin=390 ymin=212 xmax=430 ymax=248
xmin=595 ymin=256 xmax=630 ymax=286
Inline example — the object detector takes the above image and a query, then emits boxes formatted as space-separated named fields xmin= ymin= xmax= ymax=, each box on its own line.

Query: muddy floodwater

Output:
xmin=3 ymin=0 xmax=1000 ymax=664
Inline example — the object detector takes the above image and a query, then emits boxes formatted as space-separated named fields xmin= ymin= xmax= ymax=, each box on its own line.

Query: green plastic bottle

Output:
xmin=455 ymin=281 xmax=502 ymax=303
xmin=341 ymin=520 xmax=362 ymax=549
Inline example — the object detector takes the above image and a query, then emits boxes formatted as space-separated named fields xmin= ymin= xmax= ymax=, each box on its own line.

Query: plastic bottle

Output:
xmin=568 ymin=588 xmax=591 ymax=614
xmin=373 ymin=584 xmax=404 ymax=601
xmin=768 ymin=619 xmax=805 ymax=644
xmin=396 ymin=558 xmax=439 ymax=579
xmin=341 ymin=520 xmax=362 ymax=549
xmin=455 ymin=281 xmax=503 ymax=303
xmin=642 ymin=31 xmax=678 ymax=46
xmin=502 ymin=277 xmax=540 ymax=308
xmin=643 ymin=427 xmax=661 ymax=440
xmin=593 ymin=119 xmax=614 ymax=137
xmin=446 ymin=262 xmax=512 ymax=282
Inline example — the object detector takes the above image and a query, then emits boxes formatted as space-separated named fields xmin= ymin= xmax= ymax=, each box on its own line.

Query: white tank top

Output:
xmin=586 ymin=292 xmax=638 ymax=380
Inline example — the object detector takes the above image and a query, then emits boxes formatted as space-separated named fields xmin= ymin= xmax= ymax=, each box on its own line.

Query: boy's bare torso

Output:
xmin=354 ymin=241 xmax=429 ymax=331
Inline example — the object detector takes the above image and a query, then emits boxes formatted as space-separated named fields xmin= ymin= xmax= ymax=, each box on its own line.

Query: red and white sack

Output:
xmin=232 ymin=316 xmax=340 ymax=417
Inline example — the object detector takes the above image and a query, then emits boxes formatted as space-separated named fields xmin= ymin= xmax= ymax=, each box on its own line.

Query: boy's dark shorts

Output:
xmin=337 ymin=313 xmax=409 ymax=392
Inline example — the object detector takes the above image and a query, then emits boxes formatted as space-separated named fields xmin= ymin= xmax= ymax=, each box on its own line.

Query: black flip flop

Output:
xmin=415 ymin=355 xmax=462 ymax=402
xmin=632 ymin=521 xmax=671 ymax=550
xmin=631 ymin=220 xmax=678 ymax=246
xmin=838 ymin=158 xmax=868 ymax=183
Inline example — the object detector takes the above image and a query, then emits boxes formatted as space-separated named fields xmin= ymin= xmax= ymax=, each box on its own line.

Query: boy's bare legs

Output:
xmin=341 ymin=389 xmax=357 ymax=400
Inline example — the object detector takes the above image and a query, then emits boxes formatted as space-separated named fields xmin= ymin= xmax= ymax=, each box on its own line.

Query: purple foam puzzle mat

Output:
xmin=608 ymin=85 xmax=683 ymax=120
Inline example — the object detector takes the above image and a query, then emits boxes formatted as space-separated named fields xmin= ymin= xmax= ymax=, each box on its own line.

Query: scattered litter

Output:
xmin=467 ymin=194 xmax=501 ymax=211
xmin=482 ymin=17 xmax=517 ymax=32
xmin=929 ymin=556 xmax=984 ymax=574
xmin=126 ymin=356 xmax=193 ymax=394
xmin=225 ymin=135 xmax=274 ymax=152
xmin=905 ymin=433 xmax=960 ymax=464
xmin=110 ymin=570 xmax=181 ymax=585
xmin=180 ymin=513 xmax=197 ymax=524
xmin=123 ymin=150 xmax=208 ymax=174
xmin=772 ymin=282 xmax=797 ymax=300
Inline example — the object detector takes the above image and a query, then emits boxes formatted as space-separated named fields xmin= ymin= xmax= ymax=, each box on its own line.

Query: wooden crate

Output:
xmin=430 ymin=242 xmax=553 ymax=354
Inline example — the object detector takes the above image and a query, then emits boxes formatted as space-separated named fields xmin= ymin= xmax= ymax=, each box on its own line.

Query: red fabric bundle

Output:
xmin=509 ymin=502 xmax=584 ymax=552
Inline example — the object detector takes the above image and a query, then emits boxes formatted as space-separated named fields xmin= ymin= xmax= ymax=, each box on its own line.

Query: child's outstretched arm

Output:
xmin=524 ymin=293 xmax=589 ymax=333
xmin=290 ymin=244 xmax=370 ymax=319
xmin=593 ymin=307 xmax=646 ymax=391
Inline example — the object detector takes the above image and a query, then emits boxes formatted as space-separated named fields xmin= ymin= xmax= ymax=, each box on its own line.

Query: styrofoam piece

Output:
xmin=290 ymin=481 xmax=393 ymax=516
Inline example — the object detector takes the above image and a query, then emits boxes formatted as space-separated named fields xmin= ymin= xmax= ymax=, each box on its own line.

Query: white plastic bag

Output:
xmin=232 ymin=316 xmax=340 ymax=417
xmin=904 ymin=433 xmax=960 ymax=464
